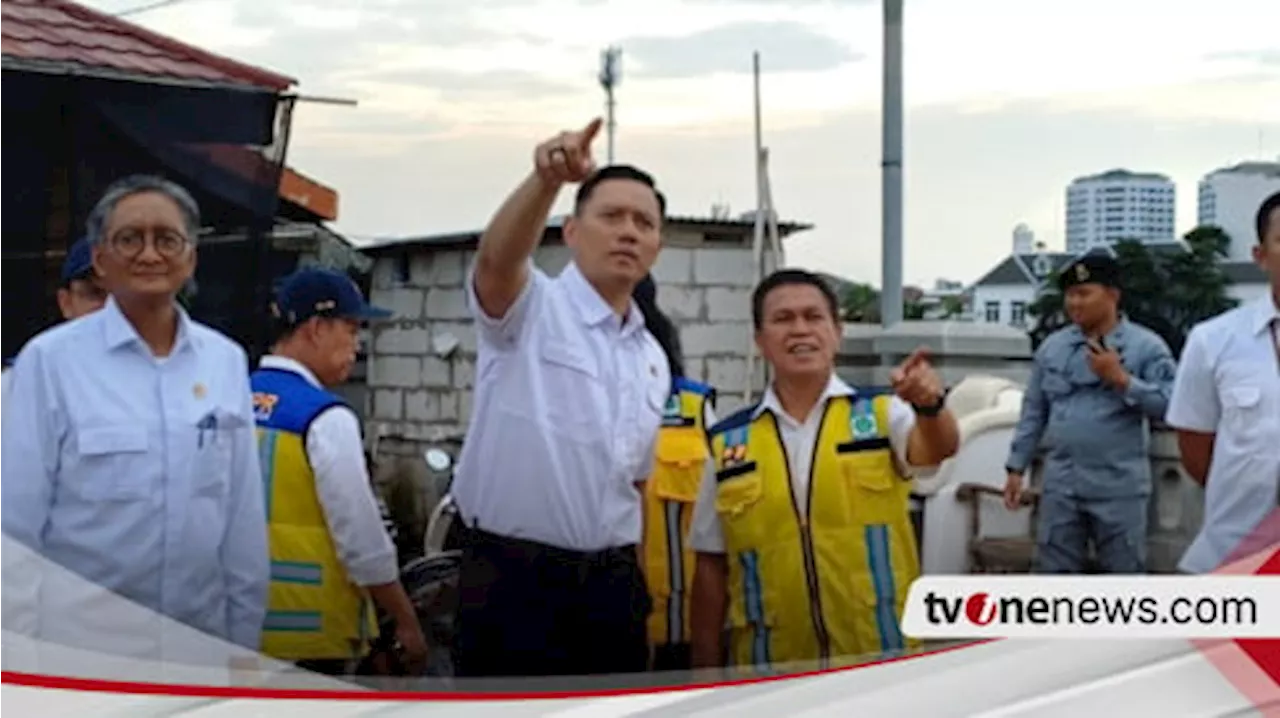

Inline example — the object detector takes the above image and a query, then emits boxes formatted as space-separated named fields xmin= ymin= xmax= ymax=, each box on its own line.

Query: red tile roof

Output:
xmin=1 ymin=0 xmax=295 ymax=91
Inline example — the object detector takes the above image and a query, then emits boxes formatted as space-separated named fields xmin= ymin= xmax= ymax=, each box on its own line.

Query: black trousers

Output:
xmin=452 ymin=525 xmax=652 ymax=678
xmin=652 ymin=642 xmax=692 ymax=672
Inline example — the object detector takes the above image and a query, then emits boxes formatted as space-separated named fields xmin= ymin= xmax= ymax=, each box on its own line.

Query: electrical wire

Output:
xmin=112 ymin=0 xmax=192 ymax=18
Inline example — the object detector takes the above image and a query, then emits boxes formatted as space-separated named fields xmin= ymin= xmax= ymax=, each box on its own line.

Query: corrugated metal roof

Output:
xmin=1 ymin=0 xmax=295 ymax=91
xmin=358 ymin=214 xmax=815 ymax=254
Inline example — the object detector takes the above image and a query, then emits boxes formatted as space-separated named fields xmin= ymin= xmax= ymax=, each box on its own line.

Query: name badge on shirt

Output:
xmin=850 ymin=398 xmax=880 ymax=440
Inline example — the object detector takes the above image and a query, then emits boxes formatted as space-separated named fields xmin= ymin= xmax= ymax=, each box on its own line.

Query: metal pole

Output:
xmin=880 ymin=0 xmax=905 ymax=328
xmin=606 ymin=85 xmax=616 ymax=164
xmin=744 ymin=51 xmax=766 ymax=403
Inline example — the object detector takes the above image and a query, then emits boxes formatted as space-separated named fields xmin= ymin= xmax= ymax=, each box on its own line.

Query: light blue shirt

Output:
xmin=1 ymin=297 xmax=269 ymax=657
xmin=1007 ymin=318 xmax=1178 ymax=499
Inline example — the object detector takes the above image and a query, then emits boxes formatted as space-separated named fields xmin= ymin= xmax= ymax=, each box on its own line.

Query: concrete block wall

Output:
xmin=364 ymin=243 xmax=768 ymax=455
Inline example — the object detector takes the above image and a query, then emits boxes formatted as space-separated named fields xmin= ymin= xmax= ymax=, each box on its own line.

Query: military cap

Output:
xmin=1058 ymin=253 xmax=1120 ymax=291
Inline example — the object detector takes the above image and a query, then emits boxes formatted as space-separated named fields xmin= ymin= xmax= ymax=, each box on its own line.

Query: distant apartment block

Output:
xmin=1197 ymin=160 xmax=1280 ymax=262
xmin=1065 ymin=169 xmax=1176 ymax=252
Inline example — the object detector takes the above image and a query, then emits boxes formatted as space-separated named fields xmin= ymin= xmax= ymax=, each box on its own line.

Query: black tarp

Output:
xmin=1 ymin=70 xmax=295 ymax=359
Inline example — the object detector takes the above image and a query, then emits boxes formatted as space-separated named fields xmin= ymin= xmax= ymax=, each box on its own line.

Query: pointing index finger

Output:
xmin=579 ymin=117 xmax=604 ymax=148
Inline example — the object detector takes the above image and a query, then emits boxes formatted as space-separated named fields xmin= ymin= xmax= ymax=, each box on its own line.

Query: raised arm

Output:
xmin=472 ymin=118 xmax=603 ymax=323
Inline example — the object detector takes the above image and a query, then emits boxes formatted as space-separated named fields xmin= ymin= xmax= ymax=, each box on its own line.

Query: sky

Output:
xmin=89 ymin=0 xmax=1280 ymax=288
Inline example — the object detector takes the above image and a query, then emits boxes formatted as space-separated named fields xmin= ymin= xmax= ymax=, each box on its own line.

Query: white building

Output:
xmin=1065 ymin=169 xmax=1176 ymax=252
xmin=1012 ymin=223 xmax=1036 ymax=254
xmin=1197 ymin=160 xmax=1280 ymax=262
xmin=967 ymin=242 xmax=1267 ymax=330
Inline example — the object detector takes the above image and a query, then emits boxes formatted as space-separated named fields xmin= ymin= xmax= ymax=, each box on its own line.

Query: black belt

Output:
xmin=457 ymin=523 xmax=636 ymax=571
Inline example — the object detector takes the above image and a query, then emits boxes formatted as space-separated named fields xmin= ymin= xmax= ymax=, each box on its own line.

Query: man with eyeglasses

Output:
xmin=1 ymin=237 xmax=107 ymax=404
xmin=2 ymin=174 xmax=269 ymax=664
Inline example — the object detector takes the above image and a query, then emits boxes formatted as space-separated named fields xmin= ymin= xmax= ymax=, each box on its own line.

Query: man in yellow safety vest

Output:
xmin=634 ymin=275 xmax=717 ymax=671
xmin=688 ymin=269 xmax=960 ymax=674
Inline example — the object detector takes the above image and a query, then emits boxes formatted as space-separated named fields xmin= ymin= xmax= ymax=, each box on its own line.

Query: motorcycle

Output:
xmin=358 ymin=444 xmax=463 ymax=677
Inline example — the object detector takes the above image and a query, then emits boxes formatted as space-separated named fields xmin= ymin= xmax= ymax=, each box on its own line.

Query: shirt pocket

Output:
xmin=652 ymin=429 xmax=708 ymax=503
xmin=839 ymin=449 xmax=903 ymax=526
xmin=1221 ymin=385 xmax=1269 ymax=446
xmin=1040 ymin=365 xmax=1073 ymax=399
xmin=189 ymin=408 xmax=247 ymax=502
xmin=536 ymin=339 xmax=603 ymax=435
xmin=73 ymin=426 xmax=154 ymax=501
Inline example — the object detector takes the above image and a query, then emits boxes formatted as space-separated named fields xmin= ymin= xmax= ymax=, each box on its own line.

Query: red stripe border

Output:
xmin=1 ymin=639 xmax=991 ymax=702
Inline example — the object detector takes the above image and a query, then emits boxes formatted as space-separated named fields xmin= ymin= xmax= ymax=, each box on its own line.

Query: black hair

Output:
xmin=751 ymin=268 xmax=841 ymax=330
xmin=633 ymin=273 xmax=685 ymax=380
xmin=1257 ymin=190 xmax=1280 ymax=245
xmin=574 ymin=165 xmax=667 ymax=218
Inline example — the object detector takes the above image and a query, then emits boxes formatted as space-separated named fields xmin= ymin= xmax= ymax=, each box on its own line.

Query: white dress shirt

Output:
xmin=1 ymin=366 xmax=11 ymax=412
xmin=1166 ymin=294 xmax=1280 ymax=573
xmin=452 ymin=260 xmax=670 ymax=552
xmin=257 ymin=355 xmax=399 ymax=586
xmin=689 ymin=374 xmax=926 ymax=554
xmin=1 ymin=297 xmax=269 ymax=659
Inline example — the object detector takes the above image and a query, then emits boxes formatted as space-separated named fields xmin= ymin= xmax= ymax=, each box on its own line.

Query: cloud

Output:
xmin=622 ymin=22 xmax=861 ymax=79
xmin=363 ymin=69 xmax=579 ymax=102
xmin=220 ymin=1 xmax=540 ymax=95
xmin=1205 ymin=49 xmax=1280 ymax=68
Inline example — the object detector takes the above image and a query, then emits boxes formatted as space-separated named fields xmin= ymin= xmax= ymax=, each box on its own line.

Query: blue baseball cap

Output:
xmin=60 ymin=238 xmax=94 ymax=285
xmin=272 ymin=267 xmax=392 ymax=326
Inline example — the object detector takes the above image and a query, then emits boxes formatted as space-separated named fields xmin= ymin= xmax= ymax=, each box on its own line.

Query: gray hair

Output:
xmin=85 ymin=174 xmax=202 ymax=247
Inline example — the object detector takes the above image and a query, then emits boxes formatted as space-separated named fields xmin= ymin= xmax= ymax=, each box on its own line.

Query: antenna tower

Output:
xmin=598 ymin=47 xmax=622 ymax=164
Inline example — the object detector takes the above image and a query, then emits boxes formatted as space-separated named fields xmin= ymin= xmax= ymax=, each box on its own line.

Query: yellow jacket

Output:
xmin=709 ymin=392 xmax=920 ymax=671
xmin=250 ymin=367 xmax=378 ymax=661
xmin=642 ymin=377 xmax=715 ymax=648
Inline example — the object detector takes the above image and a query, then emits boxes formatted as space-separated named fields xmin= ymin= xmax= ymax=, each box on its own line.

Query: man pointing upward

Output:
xmin=451 ymin=118 xmax=672 ymax=678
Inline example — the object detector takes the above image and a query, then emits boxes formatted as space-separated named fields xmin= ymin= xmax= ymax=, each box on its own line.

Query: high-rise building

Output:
xmin=1197 ymin=161 xmax=1280 ymax=262
xmin=1012 ymin=223 xmax=1036 ymax=254
xmin=1064 ymin=169 xmax=1176 ymax=252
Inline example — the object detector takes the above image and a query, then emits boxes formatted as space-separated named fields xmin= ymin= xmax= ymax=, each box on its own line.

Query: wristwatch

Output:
xmin=913 ymin=386 xmax=950 ymax=417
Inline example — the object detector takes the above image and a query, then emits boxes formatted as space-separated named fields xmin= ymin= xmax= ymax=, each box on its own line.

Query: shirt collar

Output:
xmin=1247 ymin=293 xmax=1280 ymax=337
xmin=560 ymin=261 xmax=645 ymax=336
xmin=1066 ymin=316 xmax=1130 ymax=349
xmin=755 ymin=373 xmax=856 ymax=422
xmin=259 ymin=355 xmax=323 ymax=389
xmin=101 ymin=295 xmax=196 ymax=356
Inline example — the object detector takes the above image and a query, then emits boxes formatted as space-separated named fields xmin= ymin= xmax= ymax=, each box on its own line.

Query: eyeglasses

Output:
xmin=107 ymin=230 xmax=191 ymax=259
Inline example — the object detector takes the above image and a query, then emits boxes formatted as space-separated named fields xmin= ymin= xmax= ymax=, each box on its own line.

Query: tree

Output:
xmin=840 ymin=282 xmax=880 ymax=322
xmin=1027 ymin=227 xmax=1237 ymax=357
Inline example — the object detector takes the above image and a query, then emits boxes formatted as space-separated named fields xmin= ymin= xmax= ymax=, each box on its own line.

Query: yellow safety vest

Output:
xmin=250 ymin=367 xmax=378 ymax=661
xmin=710 ymin=392 xmax=921 ymax=672
xmin=642 ymin=378 xmax=715 ymax=648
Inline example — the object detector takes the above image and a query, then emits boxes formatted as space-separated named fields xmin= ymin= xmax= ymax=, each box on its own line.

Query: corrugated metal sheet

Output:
xmin=1 ymin=0 xmax=295 ymax=90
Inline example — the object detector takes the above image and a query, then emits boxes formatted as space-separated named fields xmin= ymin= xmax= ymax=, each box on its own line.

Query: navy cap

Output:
xmin=60 ymin=238 xmax=94 ymax=285
xmin=1058 ymin=253 xmax=1121 ymax=292
xmin=272 ymin=267 xmax=392 ymax=326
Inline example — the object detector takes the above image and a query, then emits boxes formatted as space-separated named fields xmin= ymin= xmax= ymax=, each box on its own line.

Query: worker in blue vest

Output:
xmin=250 ymin=267 xmax=427 ymax=675
xmin=2 ymin=237 xmax=106 ymax=402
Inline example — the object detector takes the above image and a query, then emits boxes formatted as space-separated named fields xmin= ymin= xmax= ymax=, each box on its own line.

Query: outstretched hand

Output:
xmin=890 ymin=347 xmax=945 ymax=408
xmin=534 ymin=118 xmax=604 ymax=185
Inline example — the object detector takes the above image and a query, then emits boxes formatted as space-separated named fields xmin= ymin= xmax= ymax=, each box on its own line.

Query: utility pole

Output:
xmin=599 ymin=47 xmax=622 ymax=164
xmin=880 ymin=0 xmax=905 ymax=328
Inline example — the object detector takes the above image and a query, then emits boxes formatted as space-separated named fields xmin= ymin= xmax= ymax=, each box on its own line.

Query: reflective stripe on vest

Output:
xmin=643 ymin=386 xmax=711 ymax=647
xmin=710 ymin=394 xmax=921 ymax=672
xmin=251 ymin=368 xmax=378 ymax=661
